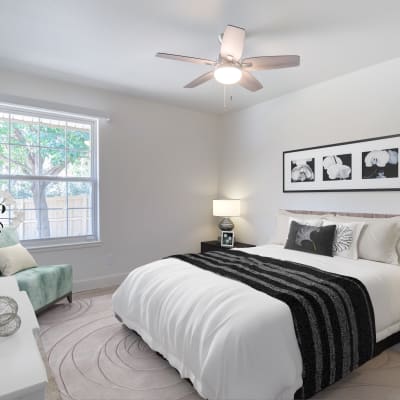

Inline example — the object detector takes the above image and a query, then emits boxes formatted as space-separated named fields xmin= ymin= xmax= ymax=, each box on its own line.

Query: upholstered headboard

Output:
xmin=286 ymin=210 xmax=399 ymax=219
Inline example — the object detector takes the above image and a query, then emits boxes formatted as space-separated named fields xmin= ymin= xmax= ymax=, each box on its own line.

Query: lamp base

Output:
xmin=218 ymin=217 xmax=234 ymax=231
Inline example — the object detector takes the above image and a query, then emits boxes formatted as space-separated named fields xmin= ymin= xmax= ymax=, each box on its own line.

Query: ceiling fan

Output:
xmin=156 ymin=24 xmax=300 ymax=92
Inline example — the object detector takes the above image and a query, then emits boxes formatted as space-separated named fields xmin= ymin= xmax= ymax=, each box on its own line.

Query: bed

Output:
xmin=112 ymin=211 xmax=400 ymax=400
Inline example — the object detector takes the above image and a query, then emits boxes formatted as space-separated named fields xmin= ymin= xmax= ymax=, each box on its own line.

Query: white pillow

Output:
xmin=323 ymin=220 xmax=365 ymax=260
xmin=358 ymin=221 xmax=400 ymax=265
xmin=329 ymin=215 xmax=400 ymax=264
xmin=270 ymin=210 xmax=331 ymax=245
xmin=0 ymin=244 xmax=37 ymax=276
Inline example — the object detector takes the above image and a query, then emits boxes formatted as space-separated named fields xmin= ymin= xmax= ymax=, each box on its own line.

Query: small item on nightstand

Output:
xmin=221 ymin=231 xmax=234 ymax=248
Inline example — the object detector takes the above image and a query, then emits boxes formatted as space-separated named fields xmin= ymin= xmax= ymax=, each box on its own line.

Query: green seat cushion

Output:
xmin=15 ymin=264 xmax=72 ymax=311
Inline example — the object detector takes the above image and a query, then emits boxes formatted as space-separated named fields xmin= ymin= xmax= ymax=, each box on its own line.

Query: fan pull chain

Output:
xmin=223 ymin=86 xmax=234 ymax=110
xmin=224 ymin=85 xmax=227 ymax=108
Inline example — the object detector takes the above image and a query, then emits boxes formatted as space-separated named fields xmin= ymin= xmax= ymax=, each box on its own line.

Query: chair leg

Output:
xmin=67 ymin=293 xmax=72 ymax=303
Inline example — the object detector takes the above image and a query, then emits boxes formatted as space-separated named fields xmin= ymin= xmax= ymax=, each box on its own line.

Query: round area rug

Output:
xmin=39 ymin=294 xmax=202 ymax=400
xmin=39 ymin=292 xmax=400 ymax=400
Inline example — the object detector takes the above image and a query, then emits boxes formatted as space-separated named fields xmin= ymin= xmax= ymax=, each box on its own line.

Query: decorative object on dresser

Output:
xmin=0 ymin=296 xmax=21 ymax=336
xmin=201 ymin=240 xmax=254 ymax=253
xmin=283 ymin=134 xmax=400 ymax=192
xmin=213 ymin=199 xmax=240 ymax=232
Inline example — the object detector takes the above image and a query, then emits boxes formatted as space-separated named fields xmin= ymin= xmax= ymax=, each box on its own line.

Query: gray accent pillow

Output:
xmin=285 ymin=221 xmax=337 ymax=257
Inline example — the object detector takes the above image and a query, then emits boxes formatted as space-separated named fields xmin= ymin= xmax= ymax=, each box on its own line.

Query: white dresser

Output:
xmin=0 ymin=277 xmax=48 ymax=400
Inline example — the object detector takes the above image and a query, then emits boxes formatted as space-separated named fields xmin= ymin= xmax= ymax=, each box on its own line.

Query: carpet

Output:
xmin=39 ymin=292 xmax=400 ymax=400
xmin=34 ymin=329 xmax=62 ymax=400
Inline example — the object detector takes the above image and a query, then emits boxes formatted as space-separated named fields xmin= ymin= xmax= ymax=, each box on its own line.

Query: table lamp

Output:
xmin=213 ymin=199 xmax=240 ymax=231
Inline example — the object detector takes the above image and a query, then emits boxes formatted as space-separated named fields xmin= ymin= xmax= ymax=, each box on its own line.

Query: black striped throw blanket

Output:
xmin=171 ymin=250 xmax=376 ymax=399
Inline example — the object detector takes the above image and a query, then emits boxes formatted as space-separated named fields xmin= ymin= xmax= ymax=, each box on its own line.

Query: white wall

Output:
xmin=3 ymin=57 xmax=400 ymax=289
xmin=0 ymin=69 xmax=219 ymax=291
xmin=219 ymin=58 xmax=400 ymax=245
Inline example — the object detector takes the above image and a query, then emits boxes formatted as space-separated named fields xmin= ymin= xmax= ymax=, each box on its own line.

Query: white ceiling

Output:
xmin=0 ymin=0 xmax=399 ymax=114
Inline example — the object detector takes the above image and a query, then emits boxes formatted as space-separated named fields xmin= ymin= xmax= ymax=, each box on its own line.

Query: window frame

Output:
xmin=0 ymin=103 xmax=99 ymax=247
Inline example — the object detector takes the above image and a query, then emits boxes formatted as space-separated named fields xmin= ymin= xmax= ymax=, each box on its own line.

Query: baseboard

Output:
xmin=73 ymin=272 xmax=128 ymax=293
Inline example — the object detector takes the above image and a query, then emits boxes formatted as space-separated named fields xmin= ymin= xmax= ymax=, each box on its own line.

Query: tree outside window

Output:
xmin=0 ymin=110 xmax=96 ymax=241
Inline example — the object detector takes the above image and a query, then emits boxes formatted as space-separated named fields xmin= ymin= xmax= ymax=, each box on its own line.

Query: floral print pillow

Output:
xmin=323 ymin=220 xmax=365 ymax=260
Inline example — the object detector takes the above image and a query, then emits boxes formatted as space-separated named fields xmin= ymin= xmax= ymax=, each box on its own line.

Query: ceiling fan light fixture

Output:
xmin=214 ymin=65 xmax=242 ymax=85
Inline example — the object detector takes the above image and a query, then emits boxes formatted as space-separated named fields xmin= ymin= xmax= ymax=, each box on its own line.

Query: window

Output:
xmin=0 ymin=104 xmax=98 ymax=246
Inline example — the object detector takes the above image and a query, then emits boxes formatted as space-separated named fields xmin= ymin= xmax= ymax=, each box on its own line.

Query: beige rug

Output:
xmin=39 ymin=292 xmax=400 ymax=400
xmin=34 ymin=330 xmax=62 ymax=400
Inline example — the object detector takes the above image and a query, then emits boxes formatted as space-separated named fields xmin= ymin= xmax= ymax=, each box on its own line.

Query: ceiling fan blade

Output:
xmin=184 ymin=71 xmax=214 ymax=88
xmin=239 ymin=71 xmax=263 ymax=92
xmin=156 ymin=53 xmax=216 ymax=66
xmin=242 ymin=55 xmax=300 ymax=71
xmin=219 ymin=25 xmax=246 ymax=61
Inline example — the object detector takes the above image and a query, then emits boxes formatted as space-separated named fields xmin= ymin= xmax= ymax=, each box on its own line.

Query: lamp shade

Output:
xmin=213 ymin=200 xmax=240 ymax=217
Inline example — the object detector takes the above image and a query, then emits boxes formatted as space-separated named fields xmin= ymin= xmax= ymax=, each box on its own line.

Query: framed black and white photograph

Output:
xmin=283 ymin=134 xmax=400 ymax=192
xmin=221 ymin=231 xmax=234 ymax=248
xmin=362 ymin=148 xmax=398 ymax=179
xmin=322 ymin=154 xmax=352 ymax=181
xmin=291 ymin=159 xmax=315 ymax=182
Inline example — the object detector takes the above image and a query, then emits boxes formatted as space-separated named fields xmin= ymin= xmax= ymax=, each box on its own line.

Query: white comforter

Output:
xmin=112 ymin=245 xmax=400 ymax=400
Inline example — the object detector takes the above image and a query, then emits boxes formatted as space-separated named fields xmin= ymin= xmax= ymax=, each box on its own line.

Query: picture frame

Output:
xmin=221 ymin=231 xmax=235 ymax=248
xmin=283 ymin=134 xmax=400 ymax=192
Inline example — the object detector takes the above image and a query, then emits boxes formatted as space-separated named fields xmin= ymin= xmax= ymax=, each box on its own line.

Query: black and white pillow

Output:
xmin=284 ymin=220 xmax=336 ymax=257
xmin=323 ymin=220 xmax=365 ymax=260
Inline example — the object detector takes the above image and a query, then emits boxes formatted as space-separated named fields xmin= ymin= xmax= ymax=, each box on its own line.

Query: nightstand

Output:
xmin=201 ymin=240 xmax=256 ymax=253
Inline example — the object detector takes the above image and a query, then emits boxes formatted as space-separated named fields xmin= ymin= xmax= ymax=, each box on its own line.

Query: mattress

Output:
xmin=112 ymin=244 xmax=400 ymax=400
